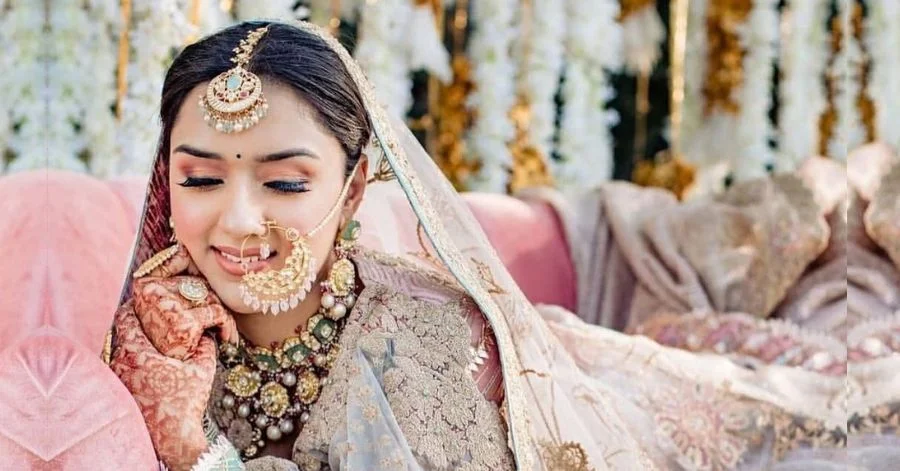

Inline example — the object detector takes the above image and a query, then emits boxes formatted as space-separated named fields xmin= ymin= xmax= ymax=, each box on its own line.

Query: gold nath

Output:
xmin=199 ymin=26 xmax=270 ymax=134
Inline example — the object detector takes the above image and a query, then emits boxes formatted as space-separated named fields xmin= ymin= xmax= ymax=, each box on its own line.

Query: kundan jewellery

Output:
xmin=237 ymin=166 xmax=360 ymax=315
xmin=200 ymin=26 xmax=271 ymax=134
xmin=216 ymin=223 xmax=360 ymax=460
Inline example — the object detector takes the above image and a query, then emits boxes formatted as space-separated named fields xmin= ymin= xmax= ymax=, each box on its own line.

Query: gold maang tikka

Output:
xmin=200 ymin=26 xmax=270 ymax=134
xmin=238 ymin=165 xmax=360 ymax=315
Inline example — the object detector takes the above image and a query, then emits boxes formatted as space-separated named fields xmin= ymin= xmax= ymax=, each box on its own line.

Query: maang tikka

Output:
xmin=238 ymin=166 xmax=360 ymax=315
xmin=200 ymin=26 xmax=270 ymax=134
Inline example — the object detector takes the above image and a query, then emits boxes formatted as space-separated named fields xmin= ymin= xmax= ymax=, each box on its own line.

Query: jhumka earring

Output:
xmin=320 ymin=220 xmax=361 ymax=320
xmin=200 ymin=26 xmax=270 ymax=134
xmin=132 ymin=215 xmax=180 ymax=279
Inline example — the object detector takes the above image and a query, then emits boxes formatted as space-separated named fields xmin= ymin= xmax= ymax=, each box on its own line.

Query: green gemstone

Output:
xmin=254 ymin=354 xmax=279 ymax=371
xmin=285 ymin=343 xmax=311 ymax=363
xmin=312 ymin=318 xmax=336 ymax=343
xmin=226 ymin=73 xmax=242 ymax=90
xmin=341 ymin=220 xmax=361 ymax=241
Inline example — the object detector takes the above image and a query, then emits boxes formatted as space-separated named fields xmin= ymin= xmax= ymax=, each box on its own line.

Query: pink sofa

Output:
xmin=0 ymin=170 xmax=575 ymax=468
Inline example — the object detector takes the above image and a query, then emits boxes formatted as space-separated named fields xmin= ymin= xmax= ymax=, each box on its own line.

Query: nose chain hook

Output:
xmin=261 ymin=219 xmax=278 ymax=237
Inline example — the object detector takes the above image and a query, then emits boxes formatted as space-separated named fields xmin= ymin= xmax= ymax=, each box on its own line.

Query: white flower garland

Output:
xmin=466 ymin=0 xmax=519 ymax=192
xmin=0 ymin=0 xmax=14 ymax=172
xmin=80 ymin=0 xmax=121 ymax=173
xmin=621 ymin=5 xmax=665 ymax=74
xmin=556 ymin=0 xmax=621 ymax=188
xmin=308 ymin=0 xmax=361 ymax=24
xmin=194 ymin=0 xmax=235 ymax=36
xmin=354 ymin=0 xmax=414 ymax=118
xmin=680 ymin=0 xmax=707 ymax=162
xmin=517 ymin=0 xmax=565 ymax=161
xmin=731 ymin=0 xmax=778 ymax=181
xmin=681 ymin=0 xmax=778 ymax=193
xmin=777 ymin=0 xmax=830 ymax=169
xmin=354 ymin=0 xmax=451 ymax=119
xmin=3 ymin=0 xmax=47 ymax=173
xmin=864 ymin=0 xmax=900 ymax=152
xmin=829 ymin=0 xmax=865 ymax=161
xmin=406 ymin=3 xmax=452 ymax=83
xmin=110 ymin=0 xmax=192 ymax=177
xmin=235 ymin=0 xmax=298 ymax=21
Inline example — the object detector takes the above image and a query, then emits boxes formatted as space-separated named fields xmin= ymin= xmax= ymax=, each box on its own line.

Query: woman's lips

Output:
xmin=213 ymin=247 xmax=276 ymax=277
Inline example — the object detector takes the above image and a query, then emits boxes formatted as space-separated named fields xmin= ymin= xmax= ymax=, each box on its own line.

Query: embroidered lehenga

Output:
xmin=107 ymin=20 xmax=877 ymax=471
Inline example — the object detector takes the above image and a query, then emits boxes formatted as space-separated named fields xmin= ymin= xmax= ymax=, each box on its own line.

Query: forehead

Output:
xmin=171 ymin=79 xmax=336 ymax=154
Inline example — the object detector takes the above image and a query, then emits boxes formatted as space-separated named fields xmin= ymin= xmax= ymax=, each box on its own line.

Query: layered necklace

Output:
xmin=215 ymin=269 xmax=358 ymax=460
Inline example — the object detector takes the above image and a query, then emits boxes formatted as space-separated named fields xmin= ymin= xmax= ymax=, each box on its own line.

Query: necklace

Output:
xmin=215 ymin=282 xmax=357 ymax=460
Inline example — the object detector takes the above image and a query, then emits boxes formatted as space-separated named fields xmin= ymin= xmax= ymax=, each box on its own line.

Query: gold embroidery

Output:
xmin=408 ymin=221 xmax=444 ymax=270
xmin=647 ymin=383 xmax=758 ymax=471
xmin=101 ymin=329 xmax=113 ymax=365
xmin=471 ymin=258 xmax=507 ymax=295
xmin=520 ymin=369 xmax=549 ymax=378
xmin=288 ymin=250 xmax=514 ymax=470
xmin=366 ymin=146 xmax=397 ymax=184
xmin=849 ymin=401 xmax=900 ymax=436
xmin=539 ymin=441 xmax=594 ymax=471
xmin=772 ymin=413 xmax=847 ymax=460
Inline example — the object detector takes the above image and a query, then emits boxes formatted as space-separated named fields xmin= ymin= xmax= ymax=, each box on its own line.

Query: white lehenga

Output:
xmin=113 ymin=20 xmax=879 ymax=471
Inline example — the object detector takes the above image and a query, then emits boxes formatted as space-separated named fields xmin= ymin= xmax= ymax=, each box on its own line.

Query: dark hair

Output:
xmin=158 ymin=21 xmax=371 ymax=175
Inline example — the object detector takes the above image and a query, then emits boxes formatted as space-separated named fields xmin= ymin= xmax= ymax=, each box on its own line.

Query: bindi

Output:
xmin=236 ymin=153 xmax=241 ymax=159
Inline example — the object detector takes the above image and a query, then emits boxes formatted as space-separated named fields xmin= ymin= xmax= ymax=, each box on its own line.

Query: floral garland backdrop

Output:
xmin=555 ymin=0 xmax=623 ymax=187
xmin=7 ymin=1 xmax=873 ymax=200
xmin=354 ymin=0 xmax=450 ymax=119
xmin=465 ymin=0 xmax=519 ymax=192
xmin=3 ymin=0 xmax=47 ymax=172
xmin=108 ymin=0 xmax=192 ymax=177
xmin=828 ymin=0 xmax=866 ymax=161
xmin=620 ymin=0 xmax=665 ymax=74
xmin=516 ymin=0 xmax=565 ymax=163
xmin=81 ymin=0 xmax=122 ymax=174
xmin=777 ymin=0 xmax=830 ymax=170
xmin=864 ymin=0 xmax=900 ymax=152
xmin=731 ymin=0 xmax=778 ymax=181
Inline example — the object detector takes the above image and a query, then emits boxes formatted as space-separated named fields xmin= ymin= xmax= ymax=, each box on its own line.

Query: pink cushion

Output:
xmin=463 ymin=193 xmax=576 ymax=311
xmin=46 ymin=171 xmax=137 ymax=353
xmin=0 ymin=328 xmax=156 ymax=469
xmin=0 ymin=171 xmax=157 ymax=468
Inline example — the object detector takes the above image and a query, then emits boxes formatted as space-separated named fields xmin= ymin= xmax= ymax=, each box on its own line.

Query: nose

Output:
xmin=219 ymin=182 xmax=266 ymax=240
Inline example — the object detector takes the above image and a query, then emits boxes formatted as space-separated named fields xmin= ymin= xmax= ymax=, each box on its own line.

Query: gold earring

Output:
xmin=169 ymin=216 xmax=177 ymax=243
xmin=321 ymin=220 xmax=360 ymax=320
xmin=238 ymin=220 xmax=317 ymax=315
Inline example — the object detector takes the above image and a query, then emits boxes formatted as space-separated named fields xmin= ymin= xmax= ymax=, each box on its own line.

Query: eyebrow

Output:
xmin=173 ymin=144 xmax=222 ymax=159
xmin=257 ymin=148 xmax=320 ymax=163
xmin=172 ymin=144 xmax=319 ymax=162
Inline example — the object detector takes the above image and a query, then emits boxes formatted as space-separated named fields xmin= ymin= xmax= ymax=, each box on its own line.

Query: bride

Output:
xmin=107 ymin=20 xmax=863 ymax=471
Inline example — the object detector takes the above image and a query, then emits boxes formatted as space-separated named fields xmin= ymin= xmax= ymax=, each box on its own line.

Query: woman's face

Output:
xmin=168 ymin=80 xmax=367 ymax=314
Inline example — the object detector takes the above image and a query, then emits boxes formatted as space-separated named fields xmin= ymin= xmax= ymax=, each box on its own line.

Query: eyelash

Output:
xmin=178 ymin=177 xmax=309 ymax=194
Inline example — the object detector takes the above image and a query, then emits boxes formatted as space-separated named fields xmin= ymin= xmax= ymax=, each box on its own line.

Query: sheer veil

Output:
xmin=111 ymin=20 xmax=858 ymax=470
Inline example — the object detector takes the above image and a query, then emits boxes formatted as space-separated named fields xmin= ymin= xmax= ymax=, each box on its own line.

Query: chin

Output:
xmin=203 ymin=276 xmax=256 ymax=314
xmin=219 ymin=294 xmax=256 ymax=314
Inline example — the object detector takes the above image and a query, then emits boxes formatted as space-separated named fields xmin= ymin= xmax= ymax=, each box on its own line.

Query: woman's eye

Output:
xmin=178 ymin=177 xmax=223 ymax=188
xmin=265 ymin=181 xmax=309 ymax=193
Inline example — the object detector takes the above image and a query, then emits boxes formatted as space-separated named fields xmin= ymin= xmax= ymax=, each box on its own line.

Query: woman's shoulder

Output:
xmin=352 ymin=247 xmax=470 ymax=305
xmin=351 ymin=248 xmax=505 ymax=403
